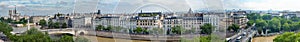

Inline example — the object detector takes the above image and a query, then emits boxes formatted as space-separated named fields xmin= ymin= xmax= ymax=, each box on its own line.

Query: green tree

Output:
xmin=268 ymin=18 xmax=282 ymax=32
xmin=143 ymin=28 xmax=149 ymax=34
xmin=20 ymin=18 xmax=27 ymax=23
xmin=104 ymin=25 xmax=113 ymax=31
xmin=48 ymin=20 xmax=54 ymax=28
xmin=247 ymin=20 xmax=255 ymax=26
xmin=255 ymin=19 xmax=268 ymax=27
xmin=247 ymin=13 xmax=261 ymax=20
xmin=75 ymin=37 xmax=90 ymax=42
xmin=134 ymin=27 xmax=143 ymax=34
xmin=282 ymin=23 xmax=290 ymax=31
xmin=262 ymin=14 xmax=272 ymax=20
xmin=62 ymin=22 xmax=68 ymax=28
xmin=47 ymin=20 xmax=68 ymax=28
xmin=113 ymin=26 xmax=123 ymax=32
xmin=247 ymin=13 xmax=300 ymax=33
xmin=58 ymin=35 xmax=74 ymax=42
xmin=150 ymin=28 xmax=164 ymax=35
xmin=290 ymin=22 xmax=300 ymax=31
xmin=9 ymin=18 xmax=28 ymax=24
xmin=188 ymin=28 xmax=196 ymax=34
xmin=171 ymin=26 xmax=185 ymax=34
xmin=39 ymin=19 xmax=47 ymax=26
xmin=132 ymin=27 xmax=149 ymax=34
xmin=227 ymin=24 xmax=240 ymax=32
xmin=0 ymin=17 xmax=4 ymax=21
xmin=96 ymin=25 xmax=105 ymax=31
xmin=5 ymin=18 xmax=13 ymax=23
xmin=13 ymin=28 xmax=52 ymax=42
xmin=291 ymin=17 xmax=300 ymax=22
xmin=200 ymin=23 xmax=214 ymax=34
xmin=53 ymin=22 xmax=60 ymax=28
xmin=255 ymin=19 xmax=267 ymax=34
xmin=0 ymin=22 xmax=13 ymax=37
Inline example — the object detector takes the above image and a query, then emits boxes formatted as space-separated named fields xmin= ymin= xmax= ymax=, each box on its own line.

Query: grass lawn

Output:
xmin=252 ymin=35 xmax=278 ymax=42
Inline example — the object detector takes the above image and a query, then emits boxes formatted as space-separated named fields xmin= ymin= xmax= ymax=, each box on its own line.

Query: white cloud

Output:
xmin=73 ymin=0 xmax=99 ymax=13
xmin=186 ymin=0 xmax=205 ymax=10
xmin=0 ymin=2 xmax=7 ymax=6
xmin=223 ymin=0 xmax=243 ymax=9
xmin=2 ymin=0 xmax=300 ymax=16
xmin=7 ymin=4 xmax=26 ymax=8
xmin=16 ymin=4 xmax=26 ymax=7
xmin=111 ymin=0 xmax=191 ymax=13
xmin=100 ymin=0 xmax=119 ymax=4
xmin=7 ymin=5 xmax=15 ymax=8
xmin=203 ymin=0 xmax=300 ymax=11
xmin=0 ymin=0 xmax=75 ymax=16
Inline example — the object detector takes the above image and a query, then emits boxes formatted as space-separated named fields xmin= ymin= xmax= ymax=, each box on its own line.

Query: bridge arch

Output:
xmin=76 ymin=30 xmax=88 ymax=36
xmin=50 ymin=33 xmax=75 ymax=36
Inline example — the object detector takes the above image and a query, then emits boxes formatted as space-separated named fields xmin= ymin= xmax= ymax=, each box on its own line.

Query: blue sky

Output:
xmin=0 ymin=0 xmax=300 ymax=16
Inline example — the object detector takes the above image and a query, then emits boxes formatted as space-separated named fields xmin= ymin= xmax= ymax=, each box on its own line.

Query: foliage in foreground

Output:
xmin=12 ymin=28 xmax=52 ymax=42
xmin=227 ymin=24 xmax=240 ymax=32
xmin=75 ymin=36 xmax=90 ymax=42
xmin=11 ymin=28 xmax=74 ymax=42
xmin=0 ymin=21 xmax=74 ymax=42
xmin=273 ymin=32 xmax=300 ymax=42
xmin=200 ymin=23 xmax=214 ymax=34
xmin=247 ymin=13 xmax=300 ymax=34
xmin=0 ymin=22 xmax=13 ymax=36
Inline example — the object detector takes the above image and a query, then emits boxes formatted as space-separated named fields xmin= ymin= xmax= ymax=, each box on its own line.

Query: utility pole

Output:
xmin=27 ymin=16 xmax=30 ymax=30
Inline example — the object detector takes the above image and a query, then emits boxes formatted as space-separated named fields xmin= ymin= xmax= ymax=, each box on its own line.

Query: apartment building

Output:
xmin=93 ymin=15 xmax=137 ymax=29
xmin=135 ymin=12 xmax=163 ymax=28
xmin=229 ymin=11 xmax=248 ymax=28
xmin=92 ymin=11 xmax=221 ymax=30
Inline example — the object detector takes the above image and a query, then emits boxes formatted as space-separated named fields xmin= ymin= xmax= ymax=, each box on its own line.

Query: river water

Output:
xmin=82 ymin=35 xmax=150 ymax=42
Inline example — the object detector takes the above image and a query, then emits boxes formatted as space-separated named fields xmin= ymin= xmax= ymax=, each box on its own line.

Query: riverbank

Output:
xmin=94 ymin=31 xmax=201 ymax=41
xmin=97 ymin=36 xmax=150 ymax=42
xmin=78 ymin=35 xmax=151 ymax=42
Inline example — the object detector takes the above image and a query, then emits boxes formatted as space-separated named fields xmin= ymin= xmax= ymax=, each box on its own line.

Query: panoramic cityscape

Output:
xmin=0 ymin=0 xmax=300 ymax=42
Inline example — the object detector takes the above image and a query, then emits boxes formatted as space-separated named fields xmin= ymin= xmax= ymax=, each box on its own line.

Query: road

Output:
xmin=241 ymin=30 xmax=256 ymax=42
xmin=229 ymin=23 xmax=256 ymax=42
xmin=11 ymin=27 xmax=28 ymax=34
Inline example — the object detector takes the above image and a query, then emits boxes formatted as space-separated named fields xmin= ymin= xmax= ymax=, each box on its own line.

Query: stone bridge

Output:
xmin=41 ymin=28 xmax=89 ymax=36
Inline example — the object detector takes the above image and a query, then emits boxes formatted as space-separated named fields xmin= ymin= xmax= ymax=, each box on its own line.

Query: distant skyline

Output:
xmin=1 ymin=0 xmax=300 ymax=16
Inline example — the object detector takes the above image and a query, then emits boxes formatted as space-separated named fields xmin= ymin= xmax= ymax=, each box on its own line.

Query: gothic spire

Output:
xmin=188 ymin=8 xmax=193 ymax=14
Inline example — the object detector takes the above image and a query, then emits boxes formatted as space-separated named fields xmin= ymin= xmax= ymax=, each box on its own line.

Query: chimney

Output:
xmin=97 ymin=10 xmax=101 ymax=14
xmin=140 ymin=10 xmax=143 ymax=13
